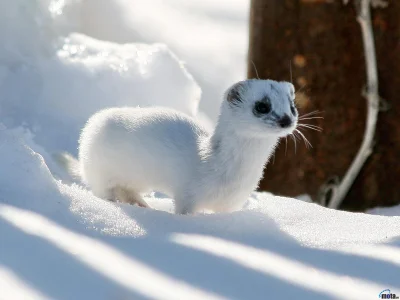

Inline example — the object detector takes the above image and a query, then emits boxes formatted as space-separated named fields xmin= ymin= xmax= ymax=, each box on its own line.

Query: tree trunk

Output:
xmin=248 ymin=0 xmax=400 ymax=211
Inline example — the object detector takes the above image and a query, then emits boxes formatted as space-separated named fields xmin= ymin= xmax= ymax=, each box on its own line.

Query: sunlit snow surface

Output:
xmin=51 ymin=0 xmax=249 ymax=121
xmin=1 ymin=128 xmax=400 ymax=300
xmin=1 ymin=1 xmax=400 ymax=300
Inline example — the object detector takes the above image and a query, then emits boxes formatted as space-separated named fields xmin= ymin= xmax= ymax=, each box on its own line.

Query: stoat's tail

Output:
xmin=53 ymin=152 xmax=82 ymax=182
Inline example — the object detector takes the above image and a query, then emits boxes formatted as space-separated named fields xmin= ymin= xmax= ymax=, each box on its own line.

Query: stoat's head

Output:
xmin=221 ymin=79 xmax=298 ymax=138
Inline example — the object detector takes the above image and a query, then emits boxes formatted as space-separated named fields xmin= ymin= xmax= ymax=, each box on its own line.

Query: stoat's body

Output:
xmin=60 ymin=79 xmax=298 ymax=214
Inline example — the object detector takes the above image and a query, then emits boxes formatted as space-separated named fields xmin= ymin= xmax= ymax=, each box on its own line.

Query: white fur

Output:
xmin=73 ymin=79 xmax=297 ymax=214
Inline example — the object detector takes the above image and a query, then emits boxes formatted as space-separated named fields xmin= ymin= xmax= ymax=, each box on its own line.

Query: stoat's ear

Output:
xmin=226 ymin=81 xmax=245 ymax=105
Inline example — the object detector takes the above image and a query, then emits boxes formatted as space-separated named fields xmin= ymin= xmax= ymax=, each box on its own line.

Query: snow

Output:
xmin=58 ymin=0 xmax=249 ymax=121
xmin=1 ymin=128 xmax=400 ymax=299
xmin=368 ymin=205 xmax=400 ymax=217
xmin=0 ymin=0 xmax=201 ymax=162
xmin=1 ymin=0 xmax=400 ymax=299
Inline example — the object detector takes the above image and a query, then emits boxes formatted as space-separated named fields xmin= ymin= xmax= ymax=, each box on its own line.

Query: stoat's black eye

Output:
xmin=254 ymin=101 xmax=271 ymax=115
xmin=290 ymin=104 xmax=297 ymax=115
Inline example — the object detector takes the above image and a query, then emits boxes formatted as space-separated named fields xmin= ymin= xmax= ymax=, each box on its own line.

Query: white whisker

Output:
xmin=292 ymin=131 xmax=302 ymax=141
xmin=303 ymin=124 xmax=322 ymax=130
xmin=298 ymin=124 xmax=323 ymax=132
xmin=285 ymin=136 xmax=288 ymax=156
xmin=295 ymin=129 xmax=312 ymax=149
xmin=290 ymin=133 xmax=297 ymax=154
xmin=298 ymin=116 xmax=324 ymax=121
xmin=298 ymin=110 xmax=323 ymax=119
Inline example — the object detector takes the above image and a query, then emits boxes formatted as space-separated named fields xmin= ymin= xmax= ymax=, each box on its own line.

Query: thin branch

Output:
xmin=327 ymin=0 xmax=381 ymax=209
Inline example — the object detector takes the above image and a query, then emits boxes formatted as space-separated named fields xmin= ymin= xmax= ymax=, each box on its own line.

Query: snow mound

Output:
xmin=1 ymin=128 xmax=400 ymax=300
xmin=0 ymin=127 xmax=57 ymax=205
xmin=0 ymin=1 xmax=201 ymax=169
xmin=1 ymin=133 xmax=399 ymax=299
xmin=0 ymin=33 xmax=200 ymax=157
xmin=50 ymin=0 xmax=249 ymax=121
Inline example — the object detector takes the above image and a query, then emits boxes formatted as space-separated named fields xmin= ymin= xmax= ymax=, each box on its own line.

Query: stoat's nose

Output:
xmin=278 ymin=114 xmax=292 ymax=128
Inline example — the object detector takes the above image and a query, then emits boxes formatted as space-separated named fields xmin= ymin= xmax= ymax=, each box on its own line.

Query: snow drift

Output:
xmin=1 ymin=126 xmax=400 ymax=299
xmin=50 ymin=0 xmax=249 ymax=121
xmin=0 ymin=0 xmax=201 ymax=164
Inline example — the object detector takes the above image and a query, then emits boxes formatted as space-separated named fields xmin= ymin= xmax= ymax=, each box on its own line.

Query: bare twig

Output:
xmin=326 ymin=0 xmax=381 ymax=209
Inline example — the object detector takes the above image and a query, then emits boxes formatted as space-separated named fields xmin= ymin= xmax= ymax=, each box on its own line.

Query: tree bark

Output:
xmin=248 ymin=0 xmax=400 ymax=211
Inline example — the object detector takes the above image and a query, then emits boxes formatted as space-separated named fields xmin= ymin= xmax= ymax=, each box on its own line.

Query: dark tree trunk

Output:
xmin=248 ymin=0 xmax=400 ymax=211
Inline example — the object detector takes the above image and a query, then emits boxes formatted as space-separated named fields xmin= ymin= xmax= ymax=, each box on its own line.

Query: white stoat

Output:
xmin=58 ymin=79 xmax=298 ymax=214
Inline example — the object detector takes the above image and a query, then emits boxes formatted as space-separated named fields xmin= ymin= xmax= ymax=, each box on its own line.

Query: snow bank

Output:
xmin=1 ymin=132 xmax=399 ymax=299
xmin=52 ymin=0 xmax=249 ymax=121
xmin=1 ymin=127 xmax=399 ymax=299
xmin=0 ymin=33 xmax=200 ymax=155
xmin=0 ymin=128 xmax=57 ymax=206
xmin=39 ymin=34 xmax=199 ymax=153
xmin=0 ymin=0 xmax=201 ymax=167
